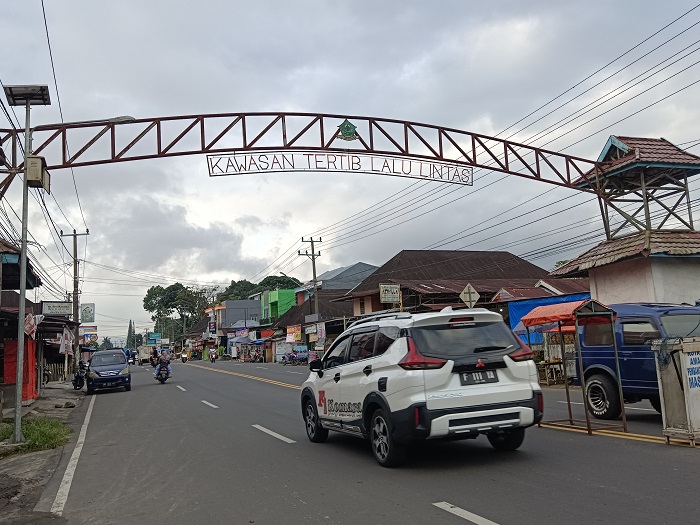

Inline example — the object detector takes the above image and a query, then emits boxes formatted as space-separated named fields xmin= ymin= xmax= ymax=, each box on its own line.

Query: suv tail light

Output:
xmin=508 ymin=341 xmax=534 ymax=362
xmin=399 ymin=338 xmax=447 ymax=370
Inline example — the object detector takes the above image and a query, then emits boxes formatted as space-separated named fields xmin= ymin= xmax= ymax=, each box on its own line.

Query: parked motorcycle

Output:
xmin=156 ymin=365 xmax=170 ymax=384
xmin=252 ymin=350 xmax=263 ymax=363
xmin=281 ymin=352 xmax=297 ymax=366
xmin=181 ymin=354 xmax=188 ymax=363
xmin=72 ymin=361 xmax=87 ymax=390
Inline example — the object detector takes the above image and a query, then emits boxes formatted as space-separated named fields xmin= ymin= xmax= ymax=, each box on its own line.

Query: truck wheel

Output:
xmin=487 ymin=428 xmax=525 ymax=451
xmin=370 ymin=409 xmax=407 ymax=467
xmin=585 ymin=374 xmax=622 ymax=420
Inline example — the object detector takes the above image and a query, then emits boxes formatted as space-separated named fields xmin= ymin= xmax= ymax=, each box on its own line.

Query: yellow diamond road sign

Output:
xmin=459 ymin=283 xmax=480 ymax=308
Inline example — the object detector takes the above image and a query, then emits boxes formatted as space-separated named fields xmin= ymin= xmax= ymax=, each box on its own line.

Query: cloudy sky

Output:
xmin=2 ymin=1 xmax=700 ymax=339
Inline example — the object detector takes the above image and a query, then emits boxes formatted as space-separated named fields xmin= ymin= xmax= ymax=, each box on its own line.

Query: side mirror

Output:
xmin=309 ymin=359 xmax=322 ymax=373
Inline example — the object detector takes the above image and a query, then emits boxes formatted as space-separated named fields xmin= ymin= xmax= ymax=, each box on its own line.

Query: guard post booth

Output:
xmin=520 ymin=299 xmax=627 ymax=435
xmin=652 ymin=337 xmax=700 ymax=447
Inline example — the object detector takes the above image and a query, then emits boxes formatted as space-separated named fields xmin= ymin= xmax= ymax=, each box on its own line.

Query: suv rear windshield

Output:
xmin=410 ymin=321 xmax=519 ymax=359
xmin=661 ymin=314 xmax=700 ymax=338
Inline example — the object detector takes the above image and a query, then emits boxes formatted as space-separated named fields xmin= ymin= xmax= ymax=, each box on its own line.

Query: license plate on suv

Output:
xmin=460 ymin=370 xmax=499 ymax=385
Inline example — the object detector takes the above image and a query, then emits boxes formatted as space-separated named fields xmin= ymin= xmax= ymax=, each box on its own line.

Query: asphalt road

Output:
xmin=50 ymin=360 xmax=699 ymax=525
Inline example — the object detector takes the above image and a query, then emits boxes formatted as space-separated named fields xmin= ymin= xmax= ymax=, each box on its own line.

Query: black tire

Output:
xmin=585 ymin=374 xmax=622 ymax=420
xmin=124 ymin=384 xmax=131 ymax=392
xmin=370 ymin=408 xmax=407 ymax=467
xmin=487 ymin=428 xmax=526 ymax=451
xmin=304 ymin=399 xmax=328 ymax=443
xmin=649 ymin=396 xmax=662 ymax=414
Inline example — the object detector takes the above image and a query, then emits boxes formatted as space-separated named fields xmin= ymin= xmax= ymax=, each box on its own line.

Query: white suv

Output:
xmin=300 ymin=307 xmax=543 ymax=467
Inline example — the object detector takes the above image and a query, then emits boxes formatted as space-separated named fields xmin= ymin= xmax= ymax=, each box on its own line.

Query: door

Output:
xmin=340 ymin=329 xmax=378 ymax=432
xmin=618 ymin=319 xmax=660 ymax=394
xmin=316 ymin=336 xmax=351 ymax=429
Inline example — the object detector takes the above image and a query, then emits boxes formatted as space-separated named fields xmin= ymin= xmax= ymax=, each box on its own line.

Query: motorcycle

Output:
xmin=281 ymin=352 xmax=297 ymax=366
xmin=156 ymin=365 xmax=170 ymax=384
xmin=210 ymin=351 xmax=217 ymax=364
xmin=252 ymin=351 xmax=263 ymax=363
xmin=150 ymin=355 xmax=159 ymax=367
xmin=72 ymin=361 xmax=87 ymax=390
xmin=181 ymin=354 xmax=188 ymax=363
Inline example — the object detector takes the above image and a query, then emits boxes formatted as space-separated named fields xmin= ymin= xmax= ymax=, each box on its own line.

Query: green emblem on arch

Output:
xmin=338 ymin=119 xmax=358 ymax=141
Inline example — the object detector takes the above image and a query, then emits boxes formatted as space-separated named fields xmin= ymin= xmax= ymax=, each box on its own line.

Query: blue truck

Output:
xmin=579 ymin=303 xmax=700 ymax=419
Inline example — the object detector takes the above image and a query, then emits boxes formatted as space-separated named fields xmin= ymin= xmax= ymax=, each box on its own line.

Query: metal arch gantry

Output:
xmin=0 ymin=111 xmax=602 ymax=196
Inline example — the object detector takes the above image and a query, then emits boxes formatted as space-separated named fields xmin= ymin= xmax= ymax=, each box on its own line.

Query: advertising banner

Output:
xmin=80 ymin=303 xmax=95 ymax=323
xmin=286 ymin=325 xmax=302 ymax=343
xmin=59 ymin=327 xmax=74 ymax=355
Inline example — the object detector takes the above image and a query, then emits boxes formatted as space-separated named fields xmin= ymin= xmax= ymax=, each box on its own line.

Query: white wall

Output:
xmin=589 ymin=256 xmax=700 ymax=304
xmin=650 ymin=257 xmax=700 ymax=304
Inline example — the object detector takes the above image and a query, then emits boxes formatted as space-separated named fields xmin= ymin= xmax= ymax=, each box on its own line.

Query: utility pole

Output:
xmin=60 ymin=229 xmax=89 ymax=376
xmin=299 ymin=237 xmax=321 ymax=316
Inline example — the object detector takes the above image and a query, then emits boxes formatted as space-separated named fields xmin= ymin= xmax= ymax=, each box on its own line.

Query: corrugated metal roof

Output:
xmin=550 ymin=230 xmax=700 ymax=277
xmin=351 ymin=250 xmax=548 ymax=296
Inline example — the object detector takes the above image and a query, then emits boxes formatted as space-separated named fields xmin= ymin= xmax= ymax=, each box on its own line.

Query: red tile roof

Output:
xmin=579 ymin=136 xmax=700 ymax=185
xmin=550 ymin=230 xmax=700 ymax=277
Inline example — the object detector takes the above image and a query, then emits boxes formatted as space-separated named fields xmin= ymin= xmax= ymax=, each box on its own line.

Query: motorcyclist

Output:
xmin=154 ymin=349 xmax=172 ymax=378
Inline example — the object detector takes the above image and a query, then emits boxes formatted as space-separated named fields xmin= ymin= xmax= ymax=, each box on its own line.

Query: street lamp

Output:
xmin=2 ymin=86 xmax=134 ymax=444
xmin=3 ymin=85 xmax=51 ymax=444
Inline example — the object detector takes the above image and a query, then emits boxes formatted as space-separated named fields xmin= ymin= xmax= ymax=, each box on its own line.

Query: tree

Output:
xmin=216 ymin=275 xmax=302 ymax=302
xmin=99 ymin=337 xmax=114 ymax=350
xmin=126 ymin=320 xmax=135 ymax=349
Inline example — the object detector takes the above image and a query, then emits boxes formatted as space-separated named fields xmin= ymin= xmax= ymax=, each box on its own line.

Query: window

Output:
xmin=375 ymin=326 xmax=400 ymax=356
xmin=661 ymin=314 xmax=700 ymax=338
xmin=622 ymin=321 xmax=660 ymax=345
xmin=584 ymin=324 xmax=613 ymax=346
xmin=323 ymin=337 xmax=350 ymax=368
xmin=349 ymin=332 xmax=376 ymax=361
xmin=359 ymin=297 xmax=366 ymax=315
xmin=410 ymin=322 xmax=519 ymax=359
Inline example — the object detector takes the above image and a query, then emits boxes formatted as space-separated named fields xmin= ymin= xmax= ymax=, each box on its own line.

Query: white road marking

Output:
xmin=433 ymin=502 xmax=500 ymax=525
xmin=252 ymin=424 xmax=296 ymax=443
xmin=51 ymin=395 xmax=97 ymax=516
xmin=201 ymin=400 xmax=219 ymax=409
xmin=286 ymin=371 xmax=303 ymax=374
xmin=556 ymin=400 xmax=655 ymax=412
xmin=256 ymin=366 xmax=268 ymax=369
xmin=176 ymin=385 xmax=187 ymax=392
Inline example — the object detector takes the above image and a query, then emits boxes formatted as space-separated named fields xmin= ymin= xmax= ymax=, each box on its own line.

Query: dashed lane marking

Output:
xmin=188 ymin=363 xmax=300 ymax=390
xmin=252 ymin=424 xmax=296 ymax=444
xmin=177 ymin=385 xmax=187 ymax=392
xmin=256 ymin=366 xmax=268 ymax=369
xmin=286 ymin=371 xmax=303 ymax=374
xmin=433 ymin=502 xmax=500 ymax=524
xmin=201 ymin=400 xmax=219 ymax=409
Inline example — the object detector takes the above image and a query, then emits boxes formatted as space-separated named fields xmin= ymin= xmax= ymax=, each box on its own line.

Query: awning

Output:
xmin=520 ymin=299 xmax=615 ymax=329
xmin=229 ymin=336 xmax=251 ymax=344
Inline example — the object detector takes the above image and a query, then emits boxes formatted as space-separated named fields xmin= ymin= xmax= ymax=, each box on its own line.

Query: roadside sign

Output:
xmin=42 ymin=301 xmax=73 ymax=316
xmin=459 ymin=283 xmax=480 ymax=307
xmin=379 ymin=284 xmax=401 ymax=303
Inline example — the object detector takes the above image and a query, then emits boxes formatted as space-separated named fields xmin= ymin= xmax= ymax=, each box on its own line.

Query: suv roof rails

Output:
xmin=347 ymin=312 xmax=413 ymax=329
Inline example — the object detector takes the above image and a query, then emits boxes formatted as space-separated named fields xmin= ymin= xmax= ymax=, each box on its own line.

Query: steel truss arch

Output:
xmin=0 ymin=112 xmax=601 ymax=192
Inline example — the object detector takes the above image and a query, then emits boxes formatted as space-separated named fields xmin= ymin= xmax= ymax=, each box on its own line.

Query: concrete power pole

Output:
xmin=299 ymin=237 xmax=321 ymax=316
xmin=60 ymin=229 xmax=89 ymax=374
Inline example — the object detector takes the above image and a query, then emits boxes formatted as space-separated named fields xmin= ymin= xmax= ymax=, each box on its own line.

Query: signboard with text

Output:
xmin=42 ymin=301 xmax=73 ymax=316
xmin=379 ymin=284 xmax=401 ymax=303
xmin=208 ymin=151 xmax=474 ymax=186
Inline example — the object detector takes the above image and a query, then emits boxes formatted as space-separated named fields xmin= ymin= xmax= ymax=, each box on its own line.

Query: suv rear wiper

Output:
xmin=473 ymin=344 xmax=514 ymax=353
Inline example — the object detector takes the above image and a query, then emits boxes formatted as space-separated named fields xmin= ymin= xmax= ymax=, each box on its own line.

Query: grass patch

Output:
xmin=0 ymin=417 xmax=71 ymax=458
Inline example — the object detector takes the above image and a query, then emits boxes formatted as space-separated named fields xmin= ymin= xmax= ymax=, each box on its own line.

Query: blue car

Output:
xmin=87 ymin=350 xmax=131 ymax=394
xmin=579 ymin=303 xmax=700 ymax=419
